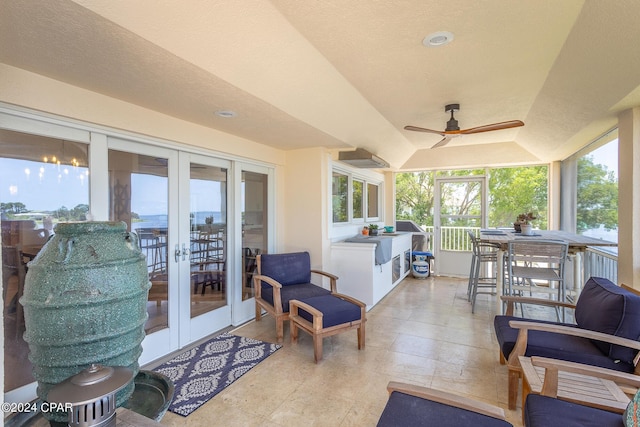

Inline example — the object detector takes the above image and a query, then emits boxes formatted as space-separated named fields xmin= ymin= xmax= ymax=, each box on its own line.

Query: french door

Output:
xmin=107 ymin=140 xmax=232 ymax=363
xmin=233 ymin=163 xmax=273 ymax=323
xmin=178 ymin=152 xmax=231 ymax=344
xmin=434 ymin=176 xmax=487 ymax=276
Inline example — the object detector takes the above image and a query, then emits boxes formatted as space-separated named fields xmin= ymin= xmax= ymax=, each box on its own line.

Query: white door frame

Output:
xmin=433 ymin=175 xmax=487 ymax=277
xmin=231 ymin=162 xmax=275 ymax=325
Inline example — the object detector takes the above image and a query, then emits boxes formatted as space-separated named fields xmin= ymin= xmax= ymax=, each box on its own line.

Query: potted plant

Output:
xmin=515 ymin=212 xmax=537 ymax=235
xmin=368 ymin=224 xmax=379 ymax=236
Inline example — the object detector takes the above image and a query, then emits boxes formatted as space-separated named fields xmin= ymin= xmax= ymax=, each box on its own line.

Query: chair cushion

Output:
xmin=575 ymin=277 xmax=640 ymax=364
xmin=524 ymin=394 xmax=623 ymax=427
xmin=260 ymin=252 xmax=311 ymax=287
xmin=493 ymin=316 xmax=634 ymax=373
xmin=261 ymin=283 xmax=331 ymax=313
xmin=297 ymin=295 xmax=361 ymax=328
xmin=377 ymin=391 xmax=513 ymax=427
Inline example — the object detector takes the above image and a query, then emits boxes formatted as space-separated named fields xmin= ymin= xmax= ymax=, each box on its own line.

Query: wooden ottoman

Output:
xmin=289 ymin=293 xmax=366 ymax=363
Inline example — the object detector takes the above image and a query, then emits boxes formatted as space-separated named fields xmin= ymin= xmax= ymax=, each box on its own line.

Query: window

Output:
xmin=577 ymin=135 xmax=618 ymax=243
xmin=1 ymin=129 xmax=89 ymax=393
xmin=332 ymin=171 xmax=348 ymax=223
xmin=352 ymin=179 xmax=363 ymax=220
xmin=367 ymin=183 xmax=379 ymax=219
xmin=331 ymin=166 xmax=383 ymax=225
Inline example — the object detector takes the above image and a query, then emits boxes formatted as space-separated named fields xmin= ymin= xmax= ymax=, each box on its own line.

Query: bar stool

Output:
xmin=467 ymin=230 xmax=501 ymax=313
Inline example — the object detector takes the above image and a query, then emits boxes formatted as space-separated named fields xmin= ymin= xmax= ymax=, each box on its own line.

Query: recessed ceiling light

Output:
xmin=215 ymin=110 xmax=237 ymax=118
xmin=423 ymin=31 xmax=454 ymax=47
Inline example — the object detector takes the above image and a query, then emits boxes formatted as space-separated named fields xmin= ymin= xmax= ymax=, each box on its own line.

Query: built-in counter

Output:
xmin=331 ymin=232 xmax=412 ymax=310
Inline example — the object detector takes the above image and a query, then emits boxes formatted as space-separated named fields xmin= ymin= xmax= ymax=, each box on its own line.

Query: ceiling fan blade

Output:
xmin=431 ymin=136 xmax=452 ymax=149
xmin=404 ymin=125 xmax=446 ymax=136
xmin=459 ymin=120 xmax=524 ymax=135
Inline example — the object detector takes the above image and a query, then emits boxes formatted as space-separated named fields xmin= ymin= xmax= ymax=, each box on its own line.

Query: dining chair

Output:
xmin=506 ymin=239 xmax=569 ymax=319
xmin=467 ymin=230 xmax=501 ymax=313
xmin=2 ymin=245 xmax=27 ymax=338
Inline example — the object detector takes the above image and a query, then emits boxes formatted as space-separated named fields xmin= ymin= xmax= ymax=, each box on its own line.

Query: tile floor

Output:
xmin=157 ymin=276 xmax=557 ymax=427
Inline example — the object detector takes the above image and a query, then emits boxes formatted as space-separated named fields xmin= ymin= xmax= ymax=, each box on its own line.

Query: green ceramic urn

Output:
xmin=20 ymin=221 xmax=151 ymax=423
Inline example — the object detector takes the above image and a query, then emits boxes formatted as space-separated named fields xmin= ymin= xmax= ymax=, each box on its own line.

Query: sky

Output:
xmin=0 ymin=158 xmax=223 ymax=217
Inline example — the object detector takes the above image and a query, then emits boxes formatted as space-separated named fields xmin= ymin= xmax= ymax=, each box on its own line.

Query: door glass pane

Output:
xmin=439 ymin=181 xmax=482 ymax=251
xmin=108 ymin=150 xmax=169 ymax=334
xmin=1 ymin=129 xmax=89 ymax=392
xmin=242 ymin=171 xmax=268 ymax=301
xmin=190 ymin=164 xmax=227 ymax=317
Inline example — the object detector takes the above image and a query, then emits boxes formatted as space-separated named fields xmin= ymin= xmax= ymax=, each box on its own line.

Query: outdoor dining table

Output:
xmin=479 ymin=228 xmax=617 ymax=314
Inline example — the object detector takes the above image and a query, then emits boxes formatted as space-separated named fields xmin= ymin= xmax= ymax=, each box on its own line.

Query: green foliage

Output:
xmin=395 ymin=172 xmax=434 ymax=226
xmin=577 ymin=155 xmax=617 ymax=232
xmin=0 ymin=202 xmax=28 ymax=214
xmin=396 ymin=159 xmax=617 ymax=235
xmin=488 ymin=166 xmax=548 ymax=228
xmin=396 ymin=166 xmax=549 ymax=229
xmin=332 ymin=173 xmax=348 ymax=222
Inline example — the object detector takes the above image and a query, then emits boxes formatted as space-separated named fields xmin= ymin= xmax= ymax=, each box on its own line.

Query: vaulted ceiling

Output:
xmin=1 ymin=1 xmax=639 ymax=170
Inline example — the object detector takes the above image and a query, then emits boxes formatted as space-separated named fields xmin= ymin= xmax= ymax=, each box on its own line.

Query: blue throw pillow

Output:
xmin=575 ymin=277 xmax=640 ymax=364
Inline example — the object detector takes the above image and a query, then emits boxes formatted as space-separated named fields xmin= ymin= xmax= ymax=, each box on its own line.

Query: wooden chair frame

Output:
xmin=253 ymin=254 xmax=337 ymax=342
xmin=384 ymin=381 xmax=508 ymax=422
xmin=289 ymin=293 xmax=365 ymax=363
xmin=499 ymin=286 xmax=640 ymax=410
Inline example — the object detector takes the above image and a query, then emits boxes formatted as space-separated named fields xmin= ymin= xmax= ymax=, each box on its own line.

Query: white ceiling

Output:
xmin=1 ymin=0 xmax=639 ymax=170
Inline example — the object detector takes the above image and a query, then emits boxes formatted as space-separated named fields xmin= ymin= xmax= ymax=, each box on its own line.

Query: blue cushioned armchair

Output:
xmin=377 ymin=375 xmax=639 ymax=427
xmin=377 ymin=382 xmax=511 ymax=427
xmin=494 ymin=277 xmax=640 ymax=409
xmin=253 ymin=252 xmax=336 ymax=342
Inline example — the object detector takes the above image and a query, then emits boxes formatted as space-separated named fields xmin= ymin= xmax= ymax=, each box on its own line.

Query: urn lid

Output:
xmin=48 ymin=364 xmax=134 ymax=406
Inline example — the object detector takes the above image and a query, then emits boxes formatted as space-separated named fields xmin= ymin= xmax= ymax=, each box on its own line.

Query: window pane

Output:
xmin=242 ymin=171 xmax=268 ymax=301
xmin=577 ymin=138 xmax=618 ymax=243
xmin=108 ymin=150 xmax=169 ymax=334
xmin=352 ymin=179 xmax=363 ymax=220
xmin=332 ymin=172 xmax=348 ymax=222
xmin=367 ymin=183 xmax=379 ymax=218
xmin=190 ymin=164 xmax=227 ymax=317
xmin=1 ymin=129 xmax=89 ymax=392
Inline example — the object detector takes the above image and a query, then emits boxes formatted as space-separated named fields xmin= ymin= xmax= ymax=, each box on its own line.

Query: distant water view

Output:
xmin=132 ymin=212 xmax=223 ymax=231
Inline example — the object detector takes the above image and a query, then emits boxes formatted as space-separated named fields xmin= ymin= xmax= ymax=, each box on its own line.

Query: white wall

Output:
xmin=281 ymin=148 xmax=328 ymax=269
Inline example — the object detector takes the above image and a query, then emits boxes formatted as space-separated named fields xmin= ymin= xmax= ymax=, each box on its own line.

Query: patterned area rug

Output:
xmin=154 ymin=332 xmax=281 ymax=416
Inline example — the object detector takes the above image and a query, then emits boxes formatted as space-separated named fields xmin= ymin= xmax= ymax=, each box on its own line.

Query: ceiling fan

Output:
xmin=404 ymin=103 xmax=524 ymax=148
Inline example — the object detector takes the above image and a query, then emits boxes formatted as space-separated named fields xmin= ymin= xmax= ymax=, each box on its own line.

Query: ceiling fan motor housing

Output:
xmin=445 ymin=103 xmax=460 ymax=131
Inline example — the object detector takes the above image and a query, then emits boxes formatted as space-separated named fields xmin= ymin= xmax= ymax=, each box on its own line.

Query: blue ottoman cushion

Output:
xmin=377 ymin=391 xmax=513 ymax=427
xmin=524 ymin=394 xmax=623 ymax=427
xmin=298 ymin=294 xmax=361 ymax=328
xmin=261 ymin=284 xmax=331 ymax=313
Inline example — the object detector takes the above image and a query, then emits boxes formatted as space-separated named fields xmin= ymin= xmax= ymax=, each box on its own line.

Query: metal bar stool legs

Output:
xmin=467 ymin=231 xmax=500 ymax=313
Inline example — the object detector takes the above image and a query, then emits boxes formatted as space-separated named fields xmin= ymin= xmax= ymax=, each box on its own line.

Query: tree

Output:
xmin=70 ymin=204 xmax=90 ymax=221
xmin=395 ymin=172 xmax=434 ymax=227
xmin=488 ymin=166 xmax=548 ymax=229
xmin=0 ymin=202 xmax=28 ymax=215
xmin=396 ymin=166 xmax=549 ymax=229
xmin=577 ymin=156 xmax=617 ymax=232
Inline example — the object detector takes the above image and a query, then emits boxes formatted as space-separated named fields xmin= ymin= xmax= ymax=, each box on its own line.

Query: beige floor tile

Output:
xmin=156 ymin=276 xmax=545 ymax=427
